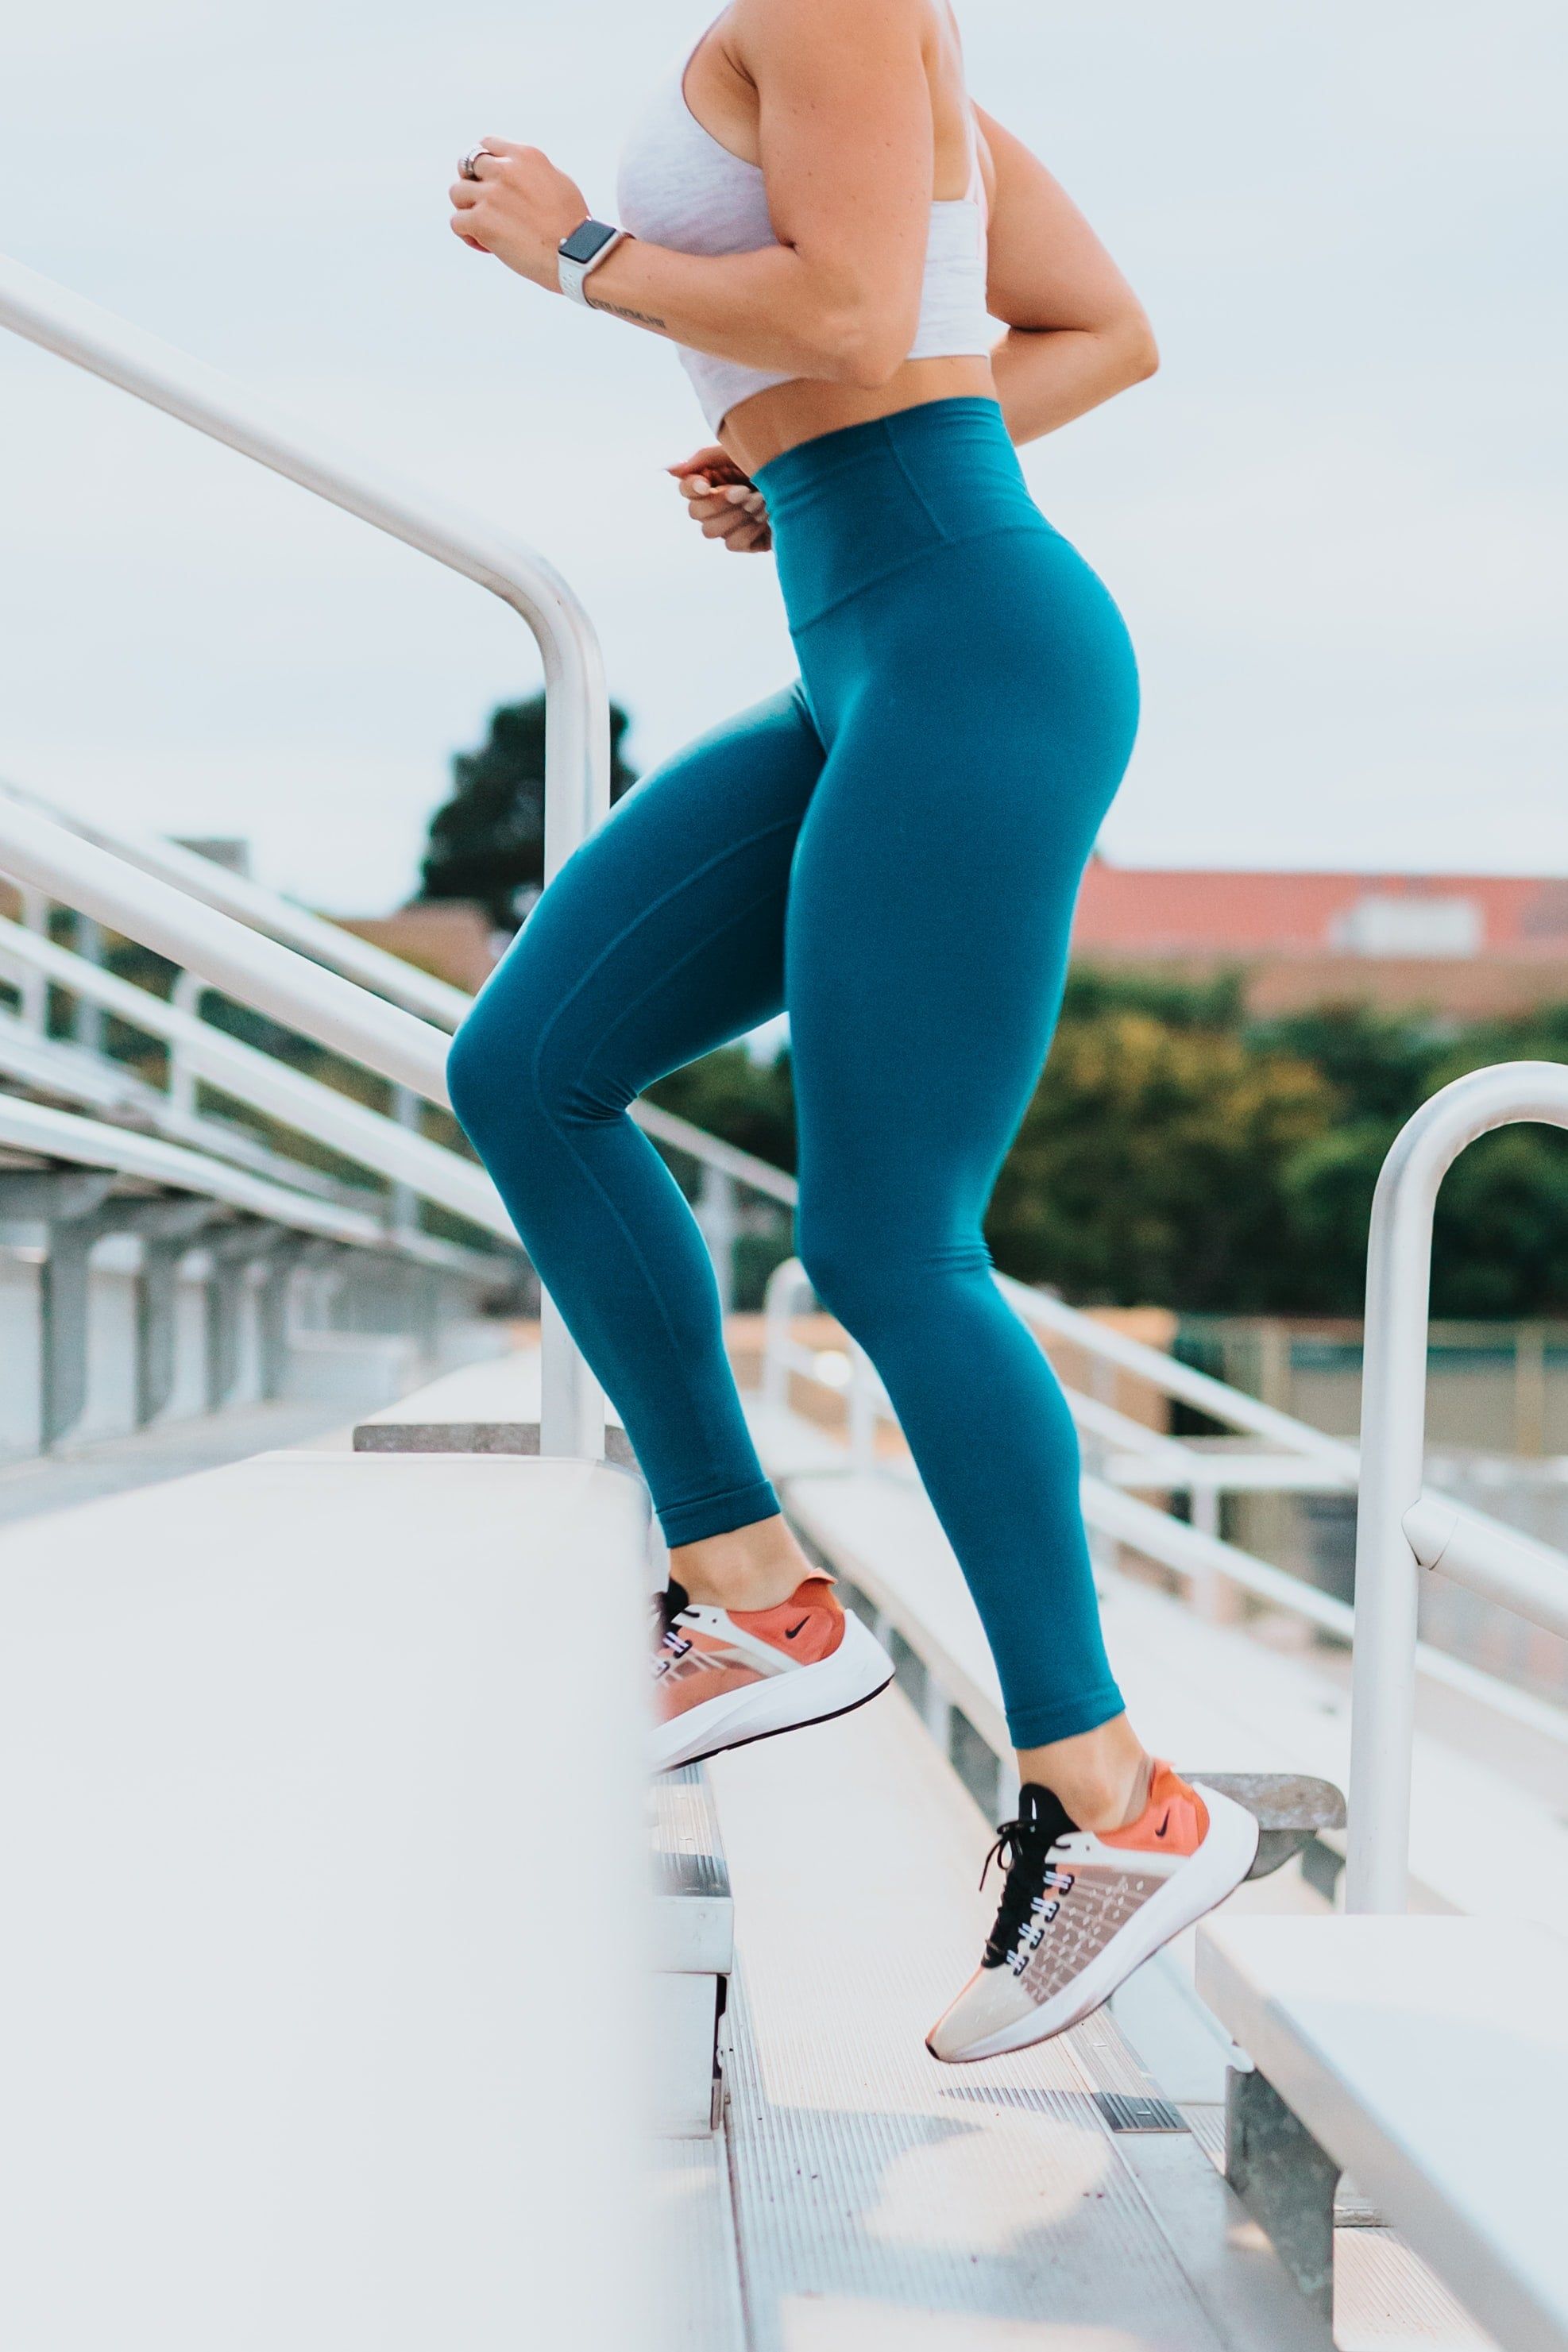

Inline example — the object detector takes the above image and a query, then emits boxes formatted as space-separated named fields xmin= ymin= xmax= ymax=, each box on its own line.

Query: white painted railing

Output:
xmin=0 ymin=252 xmax=609 ymax=1455
xmin=759 ymin=1254 xmax=1568 ymax=1750
xmin=1348 ymin=1063 xmax=1568 ymax=1912
xmin=0 ymin=778 xmax=473 ymax=1029
xmin=1 ymin=255 xmax=652 ymax=2346
xmin=0 ymin=910 xmax=510 ymax=1238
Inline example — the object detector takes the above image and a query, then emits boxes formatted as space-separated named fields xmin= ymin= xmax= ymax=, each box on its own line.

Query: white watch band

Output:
xmin=558 ymin=226 xmax=629 ymax=307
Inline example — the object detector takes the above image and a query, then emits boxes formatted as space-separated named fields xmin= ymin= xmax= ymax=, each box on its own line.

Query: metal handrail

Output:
xmin=0 ymin=252 xmax=609 ymax=1453
xmin=1347 ymin=1061 xmax=1568 ymax=1912
xmin=0 ymin=775 xmax=473 ymax=1029
xmin=0 ymin=1091 xmax=396 ymax=1249
xmin=765 ymin=1241 xmax=1568 ymax=1654
xmin=759 ymin=1254 xmax=1568 ymax=1748
xmin=0 ymin=913 xmax=514 ymax=1240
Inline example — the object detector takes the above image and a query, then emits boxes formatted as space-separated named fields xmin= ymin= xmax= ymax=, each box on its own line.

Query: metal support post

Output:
xmin=1514 ymin=1321 xmax=1547 ymax=1458
xmin=254 ymin=1239 xmax=315 ymax=1400
xmin=1189 ymin=1485 xmax=1242 ymax=1624
xmin=203 ymin=1220 xmax=282 ymax=1412
xmin=922 ymin=1676 xmax=954 ymax=1760
xmin=98 ymin=1197 xmax=218 ymax=1428
xmin=17 ymin=886 xmax=48 ymax=1031
xmin=73 ymin=912 xmax=106 ymax=1055
xmin=166 ymin=968 xmax=203 ymax=1119
xmin=694 ymin=1164 xmax=739 ymax=1316
xmin=1347 ymin=1061 xmax=1568 ymax=1911
xmin=388 ymin=1083 xmax=422 ymax=1237
xmin=1223 ymin=2066 xmax=1338 ymax=2336
xmin=761 ymin=1259 xmax=798 ymax=1408
xmin=126 ymin=1199 xmax=226 ymax=1427
xmin=848 ymin=1343 xmax=877 ymax=1473
xmin=0 ymin=1169 xmax=118 ymax=1450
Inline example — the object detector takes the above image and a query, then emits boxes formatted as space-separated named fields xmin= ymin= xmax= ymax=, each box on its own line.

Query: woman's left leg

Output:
xmin=448 ymin=684 xmax=898 ymax=1772
xmin=447 ymin=687 xmax=820 ymax=1544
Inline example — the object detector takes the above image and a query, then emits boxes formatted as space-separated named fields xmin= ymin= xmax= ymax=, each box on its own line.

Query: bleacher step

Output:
xmin=652 ymin=1764 xmax=732 ymax=2138
xmin=353 ymin=1349 xmax=640 ymax=1470
xmin=1198 ymin=1914 xmax=1568 ymax=2352
xmin=0 ymin=1448 xmax=652 ymax=2347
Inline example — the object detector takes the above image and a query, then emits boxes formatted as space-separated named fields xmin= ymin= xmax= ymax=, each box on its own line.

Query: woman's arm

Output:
xmin=450 ymin=0 xmax=936 ymax=388
xmin=978 ymin=106 xmax=1158 ymax=446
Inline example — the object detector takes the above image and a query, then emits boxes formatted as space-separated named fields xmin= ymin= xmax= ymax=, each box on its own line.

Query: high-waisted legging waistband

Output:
xmin=754 ymin=396 xmax=1053 ymax=631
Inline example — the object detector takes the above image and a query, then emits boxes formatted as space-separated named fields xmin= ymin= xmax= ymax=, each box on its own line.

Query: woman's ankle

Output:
xmin=670 ymin=1514 xmax=814 ymax=1613
xmin=1015 ymin=1717 xmax=1151 ymax=1834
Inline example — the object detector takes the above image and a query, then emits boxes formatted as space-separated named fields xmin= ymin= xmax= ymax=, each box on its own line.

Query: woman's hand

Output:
xmin=449 ymin=141 xmax=590 ymax=288
xmin=669 ymin=446 xmax=773 ymax=555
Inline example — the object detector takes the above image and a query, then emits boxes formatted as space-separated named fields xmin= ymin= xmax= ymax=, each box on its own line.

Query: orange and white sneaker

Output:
xmin=926 ymin=1761 xmax=1258 ymax=2064
xmin=651 ymin=1573 xmax=894 ymax=1775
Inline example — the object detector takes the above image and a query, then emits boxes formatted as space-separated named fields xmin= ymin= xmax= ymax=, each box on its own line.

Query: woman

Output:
xmin=446 ymin=0 xmax=1257 ymax=2064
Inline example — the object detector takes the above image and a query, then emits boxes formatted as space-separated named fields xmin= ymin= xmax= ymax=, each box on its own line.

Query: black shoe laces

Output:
xmin=979 ymin=1784 xmax=1078 ymax=1970
xmin=655 ymin=1578 xmax=691 ymax=1639
xmin=652 ymin=1579 xmax=693 ymax=1673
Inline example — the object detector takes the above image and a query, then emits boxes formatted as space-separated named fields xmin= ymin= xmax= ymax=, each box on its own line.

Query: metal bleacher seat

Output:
xmin=1198 ymin=1914 xmax=1568 ymax=2351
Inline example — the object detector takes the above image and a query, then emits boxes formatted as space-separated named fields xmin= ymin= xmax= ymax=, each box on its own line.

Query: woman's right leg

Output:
xmin=446 ymin=686 xmax=821 ymax=1549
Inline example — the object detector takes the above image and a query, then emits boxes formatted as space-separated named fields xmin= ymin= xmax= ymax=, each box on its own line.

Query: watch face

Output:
xmin=559 ymin=219 xmax=616 ymax=265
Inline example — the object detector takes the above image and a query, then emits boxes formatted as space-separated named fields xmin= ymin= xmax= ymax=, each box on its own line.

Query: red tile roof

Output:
xmin=1072 ymin=860 xmax=1568 ymax=961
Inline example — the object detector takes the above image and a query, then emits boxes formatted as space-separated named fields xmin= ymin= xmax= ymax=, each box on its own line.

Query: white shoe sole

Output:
xmin=929 ymin=1782 xmax=1260 ymax=2063
xmin=654 ymin=1609 xmax=894 ymax=1775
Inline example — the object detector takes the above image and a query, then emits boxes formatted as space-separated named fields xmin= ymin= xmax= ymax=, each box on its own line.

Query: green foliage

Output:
xmin=1058 ymin=964 xmax=1247 ymax=1032
xmin=1252 ymin=1002 xmax=1446 ymax=1126
xmin=419 ymin=693 xmax=638 ymax=928
xmin=984 ymin=1009 xmax=1334 ymax=1309
xmin=646 ymin=1043 xmax=798 ymax=1176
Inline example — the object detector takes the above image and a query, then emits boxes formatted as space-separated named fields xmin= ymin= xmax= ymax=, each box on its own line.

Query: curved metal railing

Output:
xmin=759 ymin=1253 xmax=1568 ymax=1751
xmin=1347 ymin=1061 xmax=1568 ymax=1910
xmin=0 ymin=252 xmax=608 ymax=1453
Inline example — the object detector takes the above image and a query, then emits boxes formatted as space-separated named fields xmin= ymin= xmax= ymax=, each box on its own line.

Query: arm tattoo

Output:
xmin=585 ymin=293 xmax=669 ymax=333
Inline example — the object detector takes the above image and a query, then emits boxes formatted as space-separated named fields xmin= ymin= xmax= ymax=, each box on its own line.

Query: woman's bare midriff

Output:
xmin=718 ymin=353 xmax=999 ymax=476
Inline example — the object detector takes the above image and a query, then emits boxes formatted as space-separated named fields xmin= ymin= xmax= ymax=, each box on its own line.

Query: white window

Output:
xmin=1332 ymin=894 xmax=1483 ymax=958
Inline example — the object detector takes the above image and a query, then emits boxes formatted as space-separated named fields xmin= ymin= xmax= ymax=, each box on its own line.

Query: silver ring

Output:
xmin=458 ymin=145 xmax=492 ymax=182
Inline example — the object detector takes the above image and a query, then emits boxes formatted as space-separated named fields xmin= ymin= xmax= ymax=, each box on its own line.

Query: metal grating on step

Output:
xmin=712 ymin=1692 xmax=1236 ymax=2350
xmin=1091 ymin=2090 xmax=1188 ymax=2134
xmin=654 ymin=1763 xmax=731 ymax=1904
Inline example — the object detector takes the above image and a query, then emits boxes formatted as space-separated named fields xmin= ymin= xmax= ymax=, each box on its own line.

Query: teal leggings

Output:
xmin=448 ymin=399 xmax=1139 ymax=1748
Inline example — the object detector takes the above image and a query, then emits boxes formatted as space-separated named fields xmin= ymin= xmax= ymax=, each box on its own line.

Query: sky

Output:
xmin=1 ymin=0 xmax=1565 ymax=913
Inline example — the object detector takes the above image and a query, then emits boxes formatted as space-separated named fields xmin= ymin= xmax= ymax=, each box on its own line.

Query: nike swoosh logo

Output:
xmin=783 ymin=1618 xmax=809 ymax=1640
xmin=1152 ymin=1811 xmax=1173 ymax=1841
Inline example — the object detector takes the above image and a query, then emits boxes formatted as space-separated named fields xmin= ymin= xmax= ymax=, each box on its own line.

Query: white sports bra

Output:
xmin=616 ymin=25 xmax=994 ymax=434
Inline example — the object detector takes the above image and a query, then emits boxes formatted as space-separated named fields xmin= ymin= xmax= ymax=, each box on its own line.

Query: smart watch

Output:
xmin=558 ymin=218 xmax=631 ymax=305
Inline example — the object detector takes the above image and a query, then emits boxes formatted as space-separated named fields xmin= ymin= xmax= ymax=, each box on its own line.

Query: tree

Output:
xmin=419 ymin=693 xmax=638 ymax=928
xmin=985 ymin=1008 xmax=1334 ymax=1308
xmin=1266 ymin=1004 xmax=1568 ymax=1315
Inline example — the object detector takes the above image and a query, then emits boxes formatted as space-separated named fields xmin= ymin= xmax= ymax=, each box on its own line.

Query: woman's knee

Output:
xmin=798 ymin=1207 xmax=898 ymax=1342
xmin=445 ymin=1002 xmax=504 ymax=1143
xmin=445 ymin=984 xmax=555 ymax=1152
xmin=447 ymin=971 xmax=621 ymax=1158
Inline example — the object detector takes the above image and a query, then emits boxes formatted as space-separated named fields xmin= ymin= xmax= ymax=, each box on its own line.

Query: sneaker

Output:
xmin=652 ymin=1572 xmax=894 ymax=1774
xmin=925 ymin=1761 xmax=1258 ymax=2064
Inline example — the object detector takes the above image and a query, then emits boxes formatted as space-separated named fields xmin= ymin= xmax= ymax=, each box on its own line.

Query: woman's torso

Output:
xmin=617 ymin=1 xmax=998 ymax=475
